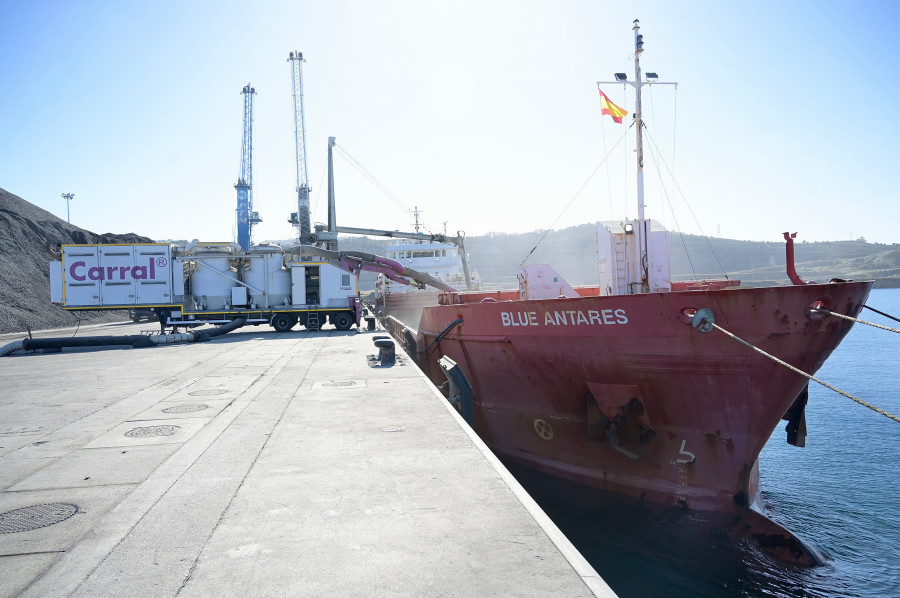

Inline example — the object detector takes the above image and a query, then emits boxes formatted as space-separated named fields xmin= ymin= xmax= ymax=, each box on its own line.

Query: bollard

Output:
xmin=373 ymin=339 xmax=395 ymax=365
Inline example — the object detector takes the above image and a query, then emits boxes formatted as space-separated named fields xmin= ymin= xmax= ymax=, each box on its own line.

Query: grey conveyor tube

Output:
xmin=0 ymin=318 xmax=247 ymax=357
xmin=290 ymin=245 xmax=456 ymax=292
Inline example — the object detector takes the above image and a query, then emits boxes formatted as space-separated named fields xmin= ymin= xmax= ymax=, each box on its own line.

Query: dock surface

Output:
xmin=0 ymin=322 xmax=614 ymax=597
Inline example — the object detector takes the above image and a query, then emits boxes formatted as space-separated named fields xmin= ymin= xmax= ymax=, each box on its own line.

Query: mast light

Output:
xmin=646 ymin=72 xmax=658 ymax=81
xmin=615 ymin=73 xmax=628 ymax=81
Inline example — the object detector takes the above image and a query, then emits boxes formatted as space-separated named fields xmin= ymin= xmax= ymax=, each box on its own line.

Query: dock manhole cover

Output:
xmin=125 ymin=425 xmax=181 ymax=438
xmin=0 ymin=503 xmax=79 ymax=534
xmin=188 ymin=389 xmax=227 ymax=397
xmin=322 ymin=380 xmax=358 ymax=388
xmin=162 ymin=404 xmax=209 ymax=414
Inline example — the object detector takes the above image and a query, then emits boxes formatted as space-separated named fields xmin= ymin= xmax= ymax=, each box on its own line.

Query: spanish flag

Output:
xmin=599 ymin=90 xmax=628 ymax=124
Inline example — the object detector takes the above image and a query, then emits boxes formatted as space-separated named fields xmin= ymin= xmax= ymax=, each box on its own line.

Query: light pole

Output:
xmin=61 ymin=193 xmax=74 ymax=223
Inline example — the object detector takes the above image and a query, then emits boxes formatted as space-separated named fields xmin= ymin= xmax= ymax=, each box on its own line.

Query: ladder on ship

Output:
xmin=613 ymin=237 xmax=628 ymax=295
xmin=306 ymin=310 xmax=320 ymax=331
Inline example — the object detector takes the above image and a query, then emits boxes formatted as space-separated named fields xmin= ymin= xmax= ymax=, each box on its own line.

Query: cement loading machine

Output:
xmin=49 ymin=242 xmax=360 ymax=332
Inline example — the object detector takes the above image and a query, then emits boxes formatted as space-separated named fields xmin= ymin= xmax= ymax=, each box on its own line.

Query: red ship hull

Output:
xmin=381 ymin=280 xmax=872 ymax=560
xmin=375 ymin=291 xmax=442 ymax=330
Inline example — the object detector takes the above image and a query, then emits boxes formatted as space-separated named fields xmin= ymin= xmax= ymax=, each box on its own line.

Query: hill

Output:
xmin=0 ymin=187 xmax=153 ymax=334
xmin=274 ymin=224 xmax=899 ymax=291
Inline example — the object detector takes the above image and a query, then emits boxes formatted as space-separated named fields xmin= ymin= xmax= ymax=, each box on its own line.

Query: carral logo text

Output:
xmin=69 ymin=258 xmax=163 ymax=282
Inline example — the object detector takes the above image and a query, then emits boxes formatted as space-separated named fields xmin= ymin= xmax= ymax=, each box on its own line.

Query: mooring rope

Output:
xmin=863 ymin=304 xmax=900 ymax=324
xmin=813 ymin=308 xmax=900 ymax=334
xmin=420 ymin=318 xmax=464 ymax=357
xmin=704 ymin=320 xmax=900 ymax=425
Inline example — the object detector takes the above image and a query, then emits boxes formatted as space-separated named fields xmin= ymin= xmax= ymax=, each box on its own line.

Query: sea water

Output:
xmin=505 ymin=287 xmax=900 ymax=597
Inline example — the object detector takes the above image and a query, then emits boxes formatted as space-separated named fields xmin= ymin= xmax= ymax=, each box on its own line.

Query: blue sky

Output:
xmin=1 ymin=0 xmax=897 ymax=245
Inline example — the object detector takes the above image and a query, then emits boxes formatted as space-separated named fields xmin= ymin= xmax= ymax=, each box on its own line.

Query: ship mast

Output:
xmin=598 ymin=19 xmax=676 ymax=294
xmin=633 ymin=20 xmax=648 ymax=292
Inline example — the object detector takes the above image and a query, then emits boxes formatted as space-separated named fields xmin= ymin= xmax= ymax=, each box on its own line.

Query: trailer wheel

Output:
xmin=332 ymin=311 xmax=354 ymax=331
xmin=271 ymin=313 xmax=295 ymax=333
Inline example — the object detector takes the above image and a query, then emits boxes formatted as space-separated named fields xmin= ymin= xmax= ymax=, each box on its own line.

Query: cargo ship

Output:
xmin=369 ymin=21 xmax=873 ymax=564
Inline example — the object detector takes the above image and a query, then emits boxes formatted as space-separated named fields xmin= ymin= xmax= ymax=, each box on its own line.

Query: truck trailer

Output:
xmin=49 ymin=242 xmax=361 ymax=332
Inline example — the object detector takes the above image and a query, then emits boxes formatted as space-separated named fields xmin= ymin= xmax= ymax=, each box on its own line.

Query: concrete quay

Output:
xmin=0 ymin=321 xmax=615 ymax=597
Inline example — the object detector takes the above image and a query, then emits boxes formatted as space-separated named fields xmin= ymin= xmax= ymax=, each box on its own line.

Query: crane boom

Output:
xmin=317 ymin=136 xmax=474 ymax=290
xmin=235 ymin=83 xmax=257 ymax=251
xmin=288 ymin=51 xmax=311 ymax=240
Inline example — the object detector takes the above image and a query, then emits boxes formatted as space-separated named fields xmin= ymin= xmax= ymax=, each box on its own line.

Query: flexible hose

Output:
xmin=0 ymin=318 xmax=247 ymax=357
xmin=0 ymin=340 xmax=25 ymax=357
xmin=290 ymin=245 xmax=456 ymax=292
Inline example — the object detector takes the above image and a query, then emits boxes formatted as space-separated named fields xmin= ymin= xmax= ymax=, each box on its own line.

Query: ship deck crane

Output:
xmin=235 ymin=83 xmax=261 ymax=251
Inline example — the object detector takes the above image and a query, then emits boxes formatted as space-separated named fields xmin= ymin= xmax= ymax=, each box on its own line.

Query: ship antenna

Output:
xmin=412 ymin=206 xmax=421 ymax=234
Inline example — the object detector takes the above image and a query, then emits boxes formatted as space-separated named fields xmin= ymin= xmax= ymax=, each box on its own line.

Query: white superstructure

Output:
xmin=380 ymin=241 xmax=480 ymax=294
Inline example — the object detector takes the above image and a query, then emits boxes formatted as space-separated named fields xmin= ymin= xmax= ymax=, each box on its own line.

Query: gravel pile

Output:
xmin=0 ymin=187 xmax=154 ymax=334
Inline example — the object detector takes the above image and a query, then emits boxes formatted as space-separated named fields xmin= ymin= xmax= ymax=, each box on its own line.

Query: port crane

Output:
xmin=287 ymin=51 xmax=312 ymax=244
xmin=303 ymin=138 xmax=474 ymax=290
xmin=235 ymin=83 xmax=261 ymax=251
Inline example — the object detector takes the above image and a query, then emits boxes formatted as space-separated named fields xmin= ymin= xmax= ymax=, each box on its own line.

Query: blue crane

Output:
xmin=235 ymin=83 xmax=260 ymax=250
